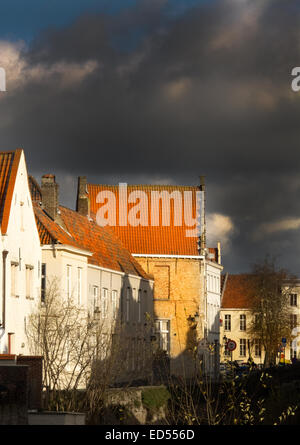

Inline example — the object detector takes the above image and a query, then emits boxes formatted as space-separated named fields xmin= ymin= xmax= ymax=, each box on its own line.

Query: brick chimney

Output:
xmin=76 ymin=176 xmax=90 ymax=217
xmin=41 ymin=174 xmax=59 ymax=220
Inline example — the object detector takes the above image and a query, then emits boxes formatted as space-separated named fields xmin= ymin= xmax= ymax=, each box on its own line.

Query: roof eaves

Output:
xmin=1 ymin=149 xmax=22 ymax=235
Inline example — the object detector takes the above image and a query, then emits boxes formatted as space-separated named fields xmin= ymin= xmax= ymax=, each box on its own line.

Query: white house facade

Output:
xmin=0 ymin=149 xmax=41 ymax=355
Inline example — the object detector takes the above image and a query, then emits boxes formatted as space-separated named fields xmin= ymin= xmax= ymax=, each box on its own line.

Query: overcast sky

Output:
xmin=0 ymin=0 xmax=300 ymax=274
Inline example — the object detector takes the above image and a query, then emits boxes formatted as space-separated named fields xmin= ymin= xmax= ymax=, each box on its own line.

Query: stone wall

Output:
xmin=101 ymin=386 xmax=170 ymax=425
xmin=28 ymin=411 xmax=85 ymax=425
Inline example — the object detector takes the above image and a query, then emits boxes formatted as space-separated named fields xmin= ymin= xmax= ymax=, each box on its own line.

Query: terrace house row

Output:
xmin=0 ymin=149 xmax=154 ymax=383
xmin=30 ymin=173 xmax=154 ymax=383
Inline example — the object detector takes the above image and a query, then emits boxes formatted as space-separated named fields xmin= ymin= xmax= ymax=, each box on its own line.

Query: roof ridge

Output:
xmin=88 ymin=183 xmax=198 ymax=188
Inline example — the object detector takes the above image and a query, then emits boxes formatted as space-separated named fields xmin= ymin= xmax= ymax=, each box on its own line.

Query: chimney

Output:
xmin=76 ymin=176 xmax=90 ymax=217
xmin=41 ymin=174 xmax=59 ymax=221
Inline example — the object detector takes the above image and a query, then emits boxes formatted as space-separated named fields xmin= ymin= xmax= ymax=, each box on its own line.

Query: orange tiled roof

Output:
xmin=33 ymin=202 xmax=151 ymax=280
xmin=87 ymin=184 xmax=201 ymax=256
xmin=33 ymin=203 xmax=83 ymax=249
xmin=0 ymin=149 xmax=22 ymax=234
xmin=221 ymin=274 xmax=258 ymax=309
xmin=29 ymin=175 xmax=42 ymax=202
xmin=60 ymin=206 xmax=150 ymax=279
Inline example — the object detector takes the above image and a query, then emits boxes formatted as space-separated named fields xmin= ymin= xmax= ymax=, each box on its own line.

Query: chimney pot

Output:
xmin=76 ymin=176 xmax=90 ymax=217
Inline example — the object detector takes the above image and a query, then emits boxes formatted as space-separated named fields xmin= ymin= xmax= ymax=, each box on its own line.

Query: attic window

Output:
xmin=11 ymin=262 xmax=19 ymax=298
xmin=26 ymin=265 xmax=34 ymax=299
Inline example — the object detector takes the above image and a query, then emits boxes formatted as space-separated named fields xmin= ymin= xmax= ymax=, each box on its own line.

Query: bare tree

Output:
xmin=248 ymin=257 xmax=298 ymax=368
xmin=26 ymin=278 xmax=153 ymax=416
xmin=26 ymin=278 xmax=110 ymax=410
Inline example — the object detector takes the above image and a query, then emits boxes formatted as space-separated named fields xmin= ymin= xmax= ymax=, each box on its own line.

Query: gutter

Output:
xmin=132 ymin=254 xmax=205 ymax=259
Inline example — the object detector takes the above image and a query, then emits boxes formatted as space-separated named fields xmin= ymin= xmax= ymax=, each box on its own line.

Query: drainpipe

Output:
xmin=2 ymin=250 xmax=8 ymax=329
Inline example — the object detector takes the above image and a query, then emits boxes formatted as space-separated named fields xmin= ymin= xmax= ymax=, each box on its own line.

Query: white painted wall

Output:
xmin=41 ymin=244 xmax=154 ymax=382
xmin=206 ymin=261 xmax=222 ymax=344
xmin=41 ymin=245 xmax=90 ymax=309
xmin=0 ymin=151 xmax=42 ymax=355
xmin=87 ymin=264 xmax=154 ymax=329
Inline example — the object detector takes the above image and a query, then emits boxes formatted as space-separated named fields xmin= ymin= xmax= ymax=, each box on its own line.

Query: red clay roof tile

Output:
xmin=33 ymin=202 xmax=151 ymax=280
xmin=87 ymin=184 xmax=201 ymax=256
xmin=221 ymin=274 xmax=257 ymax=309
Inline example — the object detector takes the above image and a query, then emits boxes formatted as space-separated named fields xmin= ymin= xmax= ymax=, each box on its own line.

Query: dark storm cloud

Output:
xmin=1 ymin=0 xmax=300 ymax=273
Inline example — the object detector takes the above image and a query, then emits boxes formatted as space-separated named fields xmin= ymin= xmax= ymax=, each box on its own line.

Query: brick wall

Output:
xmin=136 ymin=257 xmax=204 ymax=377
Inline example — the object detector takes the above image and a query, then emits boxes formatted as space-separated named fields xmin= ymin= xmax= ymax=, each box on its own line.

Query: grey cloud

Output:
xmin=0 ymin=0 xmax=300 ymax=273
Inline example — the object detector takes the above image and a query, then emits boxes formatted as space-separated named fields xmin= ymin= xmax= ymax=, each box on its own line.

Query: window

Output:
xmin=66 ymin=265 xmax=72 ymax=298
xmin=10 ymin=262 xmax=18 ymax=297
xmin=25 ymin=265 xmax=34 ymax=299
xmin=111 ymin=290 xmax=118 ymax=319
xmin=125 ymin=347 xmax=130 ymax=371
xmin=101 ymin=288 xmax=108 ymax=319
xmin=77 ymin=268 xmax=82 ymax=305
xmin=138 ymin=289 xmax=142 ymax=323
xmin=255 ymin=314 xmax=260 ymax=326
xmin=290 ymin=314 xmax=297 ymax=329
xmin=240 ymin=314 xmax=246 ymax=331
xmin=240 ymin=339 xmax=246 ymax=357
xmin=131 ymin=338 xmax=136 ymax=371
xmin=136 ymin=338 xmax=142 ymax=372
xmin=92 ymin=286 xmax=99 ymax=311
xmin=126 ymin=287 xmax=131 ymax=323
xmin=254 ymin=339 xmax=261 ymax=357
xmin=41 ymin=263 xmax=46 ymax=303
xmin=154 ymin=319 xmax=170 ymax=353
xmin=224 ymin=314 xmax=231 ymax=331
xmin=100 ymin=334 xmax=108 ymax=360
xmin=290 ymin=294 xmax=298 ymax=307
